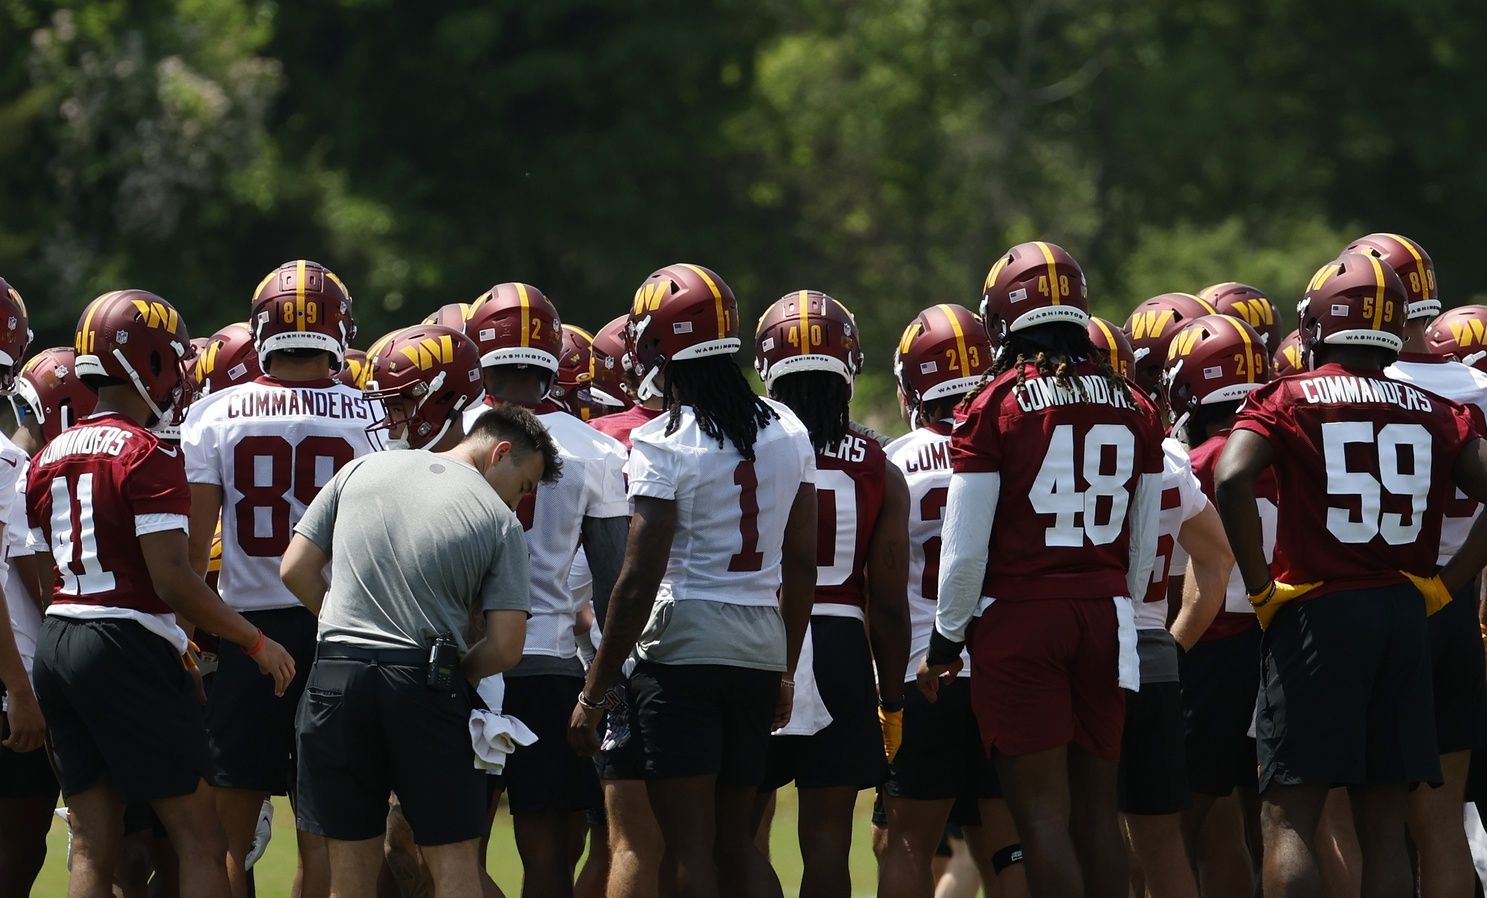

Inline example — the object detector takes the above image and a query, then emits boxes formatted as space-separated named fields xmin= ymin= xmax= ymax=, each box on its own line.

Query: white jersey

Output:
xmin=886 ymin=423 xmax=970 ymax=682
xmin=626 ymin=397 xmax=814 ymax=608
xmin=0 ymin=440 xmax=38 ymax=672
xmin=182 ymin=376 xmax=382 ymax=611
xmin=463 ymin=404 xmax=628 ymax=660
xmin=1386 ymin=355 xmax=1487 ymax=563
xmin=1137 ymin=439 xmax=1207 ymax=630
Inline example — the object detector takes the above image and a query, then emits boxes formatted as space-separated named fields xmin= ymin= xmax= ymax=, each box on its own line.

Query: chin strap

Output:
xmin=113 ymin=347 xmax=169 ymax=422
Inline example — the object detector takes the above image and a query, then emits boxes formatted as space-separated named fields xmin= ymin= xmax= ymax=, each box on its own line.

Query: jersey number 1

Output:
xmin=49 ymin=474 xmax=116 ymax=596
xmin=729 ymin=461 xmax=764 ymax=572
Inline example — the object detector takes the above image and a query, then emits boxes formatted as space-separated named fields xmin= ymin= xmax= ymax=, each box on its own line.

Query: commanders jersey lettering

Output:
xmin=38 ymin=426 xmax=133 ymax=465
xmin=900 ymin=439 xmax=951 ymax=474
xmin=1298 ymin=375 xmax=1432 ymax=412
xmin=820 ymin=433 xmax=869 ymax=464
xmin=225 ymin=388 xmax=375 ymax=421
xmin=1014 ymin=374 xmax=1136 ymax=414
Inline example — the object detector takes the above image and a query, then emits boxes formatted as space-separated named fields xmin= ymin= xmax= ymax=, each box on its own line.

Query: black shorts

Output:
xmin=1119 ymin=681 xmax=1190 ymax=815
xmin=883 ymin=677 xmax=1000 ymax=805
xmin=206 ymin=606 xmax=317 ymax=794
xmin=764 ymin=617 xmax=888 ymax=791
xmin=631 ymin=661 xmax=779 ymax=785
xmin=31 ymin=617 xmax=208 ymax=805
xmin=597 ymin=677 xmax=647 ymax=781
xmin=502 ymin=674 xmax=602 ymax=813
xmin=1181 ymin=625 xmax=1261 ymax=796
xmin=0 ymin=690 xmax=59 ymax=801
xmin=1429 ymin=582 xmax=1487 ymax=754
xmin=295 ymin=649 xmax=486 ymax=846
xmin=1256 ymin=585 xmax=1440 ymax=792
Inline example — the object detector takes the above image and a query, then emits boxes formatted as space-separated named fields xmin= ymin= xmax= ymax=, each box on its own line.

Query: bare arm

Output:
xmin=187 ymin=483 xmax=222 ymax=577
xmin=141 ymin=529 xmax=296 ymax=695
xmin=1444 ymin=438 xmax=1487 ymax=593
xmin=280 ymin=534 xmax=330 ymax=615
xmin=461 ymin=609 xmax=528 ymax=683
xmin=14 ymin=553 xmax=46 ymax=616
xmin=865 ymin=466 xmax=910 ymax=705
xmin=779 ymin=484 xmax=818 ymax=679
xmin=1169 ymin=501 xmax=1234 ymax=650
xmin=1213 ymin=429 xmax=1276 ymax=594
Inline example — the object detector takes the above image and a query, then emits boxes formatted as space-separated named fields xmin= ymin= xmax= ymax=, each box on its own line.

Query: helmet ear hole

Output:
xmin=149 ymin=350 xmax=164 ymax=377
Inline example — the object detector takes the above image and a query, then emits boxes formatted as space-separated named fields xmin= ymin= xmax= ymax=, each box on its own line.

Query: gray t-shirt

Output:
xmin=295 ymin=450 xmax=531 ymax=651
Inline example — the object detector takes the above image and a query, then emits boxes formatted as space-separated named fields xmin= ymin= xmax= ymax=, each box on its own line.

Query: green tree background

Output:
xmin=4 ymin=0 xmax=1485 ymax=433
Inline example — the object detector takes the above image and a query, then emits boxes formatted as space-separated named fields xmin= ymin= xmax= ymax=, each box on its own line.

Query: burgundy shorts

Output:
xmin=967 ymin=597 xmax=1124 ymax=760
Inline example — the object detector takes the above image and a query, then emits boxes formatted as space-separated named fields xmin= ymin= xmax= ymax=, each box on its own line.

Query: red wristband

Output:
xmin=245 ymin=629 xmax=266 ymax=657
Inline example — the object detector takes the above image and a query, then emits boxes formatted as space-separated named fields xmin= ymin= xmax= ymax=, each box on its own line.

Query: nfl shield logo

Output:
xmin=116 ymin=330 xmax=129 ymax=344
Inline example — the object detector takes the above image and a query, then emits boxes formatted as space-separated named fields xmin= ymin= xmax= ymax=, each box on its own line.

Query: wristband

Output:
xmin=781 ymin=677 xmax=796 ymax=689
xmin=879 ymin=698 xmax=905 ymax=713
xmin=1248 ymin=580 xmax=1277 ymax=607
xmin=926 ymin=629 xmax=965 ymax=666
xmin=245 ymin=629 xmax=266 ymax=658
xmin=577 ymin=691 xmax=607 ymax=711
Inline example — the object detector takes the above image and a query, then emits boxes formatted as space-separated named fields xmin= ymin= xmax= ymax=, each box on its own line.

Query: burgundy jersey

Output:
xmin=814 ymin=428 xmax=887 ymax=611
xmin=589 ymin=404 xmax=662 ymax=450
xmin=1233 ymin=362 xmax=1478 ymax=600
xmin=1188 ymin=431 xmax=1273 ymax=641
xmin=26 ymin=413 xmax=190 ymax=615
xmin=952 ymin=360 xmax=1165 ymax=600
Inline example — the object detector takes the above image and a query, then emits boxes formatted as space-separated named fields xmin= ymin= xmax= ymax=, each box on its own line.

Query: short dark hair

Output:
xmin=467 ymin=403 xmax=563 ymax=484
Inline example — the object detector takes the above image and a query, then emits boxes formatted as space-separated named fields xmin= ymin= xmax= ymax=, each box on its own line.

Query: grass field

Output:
xmin=34 ymin=787 xmax=885 ymax=897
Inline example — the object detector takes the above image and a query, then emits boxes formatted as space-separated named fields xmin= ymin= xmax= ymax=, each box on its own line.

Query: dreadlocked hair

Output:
xmin=769 ymin=370 xmax=851 ymax=453
xmin=663 ymin=355 xmax=778 ymax=462
xmin=958 ymin=322 xmax=1135 ymax=412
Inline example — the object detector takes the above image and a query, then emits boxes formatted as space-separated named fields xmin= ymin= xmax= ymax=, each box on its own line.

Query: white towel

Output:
xmin=476 ymin=674 xmax=504 ymax=714
xmin=1113 ymin=596 xmax=1140 ymax=692
xmin=468 ymin=710 xmax=538 ymax=773
xmin=773 ymin=620 xmax=833 ymax=737
xmin=1466 ymin=805 xmax=1487 ymax=890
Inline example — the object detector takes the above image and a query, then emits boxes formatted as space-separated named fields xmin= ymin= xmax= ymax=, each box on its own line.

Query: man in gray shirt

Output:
xmin=280 ymin=404 xmax=560 ymax=897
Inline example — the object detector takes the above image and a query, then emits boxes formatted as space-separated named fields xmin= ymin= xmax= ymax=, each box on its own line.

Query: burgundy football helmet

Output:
xmin=895 ymin=304 xmax=993 ymax=420
xmin=73 ymin=290 xmax=194 ymax=425
xmin=338 ymin=348 xmax=368 ymax=388
xmin=1162 ymin=314 xmax=1270 ymax=429
xmin=1344 ymin=233 xmax=1438 ymax=320
xmin=627 ymin=263 xmax=740 ymax=400
xmin=1087 ymin=316 xmax=1136 ymax=380
xmin=1197 ymin=282 xmax=1281 ymax=347
xmin=462 ymin=283 xmax=563 ymax=393
xmin=980 ymin=241 xmax=1088 ymax=342
xmin=1425 ymin=305 xmax=1487 ymax=373
xmin=363 ymin=324 xmax=485 ymax=449
xmin=589 ymin=315 xmax=633 ymax=410
xmin=0 ymin=278 xmax=33 ymax=395
xmin=423 ymin=301 xmax=472 ymax=331
xmin=249 ymin=260 xmax=354 ymax=369
xmin=1273 ymin=329 xmax=1305 ymax=376
xmin=1297 ymin=253 xmax=1407 ymax=363
xmin=12 ymin=347 xmax=96 ymax=443
xmin=194 ymin=322 xmax=261 ymax=395
xmin=754 ymin=290 xmax=863 ymax=390
xmin=1122 ymin=293 xmax=1217 ymax=396
xmin=553 ymin=324 xmax=597 ymax=417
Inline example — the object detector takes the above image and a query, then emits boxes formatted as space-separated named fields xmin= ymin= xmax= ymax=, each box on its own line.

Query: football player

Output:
xmin=1426 ymin=305 xmax=1487 ymax=373
xmin=753 ymin=291 xmax=910 ymax=897
xmin=1213 ymin=253 xmax=1487 ymax=895
xmin=181 ymin=261 xmax=380 ymax=898
xmin=1272 ymin=330 xmax=1304 ymax=377
xmin=1123 ymin=292 xmax=1218 ymax=402
xmin=1353 ymin=233 xmax=1487 ymax=897
xmin=363 ymin=324 xmax=485 ymax=453
xmin=922 ymin=242 xmax=1165 ymax=897
xmin=459 ymin=283 xmax=628 ymax=897
xmin=1197 ymin=283 xmax=1282 ymax=347
xmin=191 ymin=323 xmax=261 ymax=398
xmin=10 ymin=347 xmax=97 ymax=456
xmin=878 ymin=304 xmax=1027 ymax=898
xmin=28 ymin=291 xmax=294 ymax=898
xmin=568 ymin=262 xmax=817 ymax=898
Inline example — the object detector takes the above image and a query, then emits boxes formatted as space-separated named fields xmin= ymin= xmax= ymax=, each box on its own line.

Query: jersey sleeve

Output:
xmin=4 ymin=460 xmax=33 ymax=559
xmin=180 ymin=405 xmax=221 ymax=486
xmin=949 ymin=390 xmax=1002 ymax=474
xmin=1231 ymin=382 xmax=1288 ymax=445
xmin=587 ymin=449 xmax=630 ymax=519
xmin=479 ymin=517 xmax=532 ymax=615
xmin=128 ymin=445 xmax=192 ymax=533
xmin=1175 ymin=457 xmax=1207 ymax=522
xmin=626 ymin=434 xmax=679 ymax=501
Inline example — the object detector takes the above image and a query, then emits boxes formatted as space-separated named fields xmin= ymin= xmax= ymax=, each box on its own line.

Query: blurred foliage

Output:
xmin=3 ymin=0 xmax=1486 ymax=434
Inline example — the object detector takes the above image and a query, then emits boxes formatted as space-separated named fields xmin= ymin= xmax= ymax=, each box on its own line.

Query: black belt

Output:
xmin=317 ymin=643 xmax=427 ymax=666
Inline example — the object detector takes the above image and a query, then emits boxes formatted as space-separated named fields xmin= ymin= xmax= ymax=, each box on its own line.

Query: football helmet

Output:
xmin=553 ymin=324 xmax=596 ymax=415
xmin=194 ymin=322 xmax=261 ymax=396
xmin=1297 ymin=252 xmax=1407 ymax=359
xmin=462 ymin=283 xmax=563 ymax=392
xmin=12 ymin=347 xmax=96 ymax=443
xmin=73 ymin=290 xmax=194 ymax=424
xmin=1425 ymin=305 xmax=1487 ymax=372
xmin=894 ymin=304 xmax=993 ymax=416
xmin=338 ymin=348 xmax=368 ymax=388
xmin=423 ymin=301 xmax=472 ymax=331
xmin=1343 ymin=233 xmax=1438 ymax=320
xmin=1163 ymin=314 xmax=1270 ymax=429
xmin=1087 ymin=316 xmax=1136 ymax=380
xmin=249 ymin=260 xmax=353 ymax=370
xmin=1122 ymin=293 xmax=1217 ymax=396
xmin=627 ymin=263 xmax=740 ymax=401
xmin=0 ymin=278 xmax=33 ymax=395
xmin=1273 ymin=329 xmax=1305 ymax=376
xmin=1197 ymin=282 xmax=1281 ymax=347
xmin=589 ymin=315 xmax=633 ymax=410
xmin=754 ymin=290 xmax=863 ymax=390
xmin=980 ymin=241 xmax=1089 ymax=341
xmin=363 ymin=324 xmax=485 ymax=450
